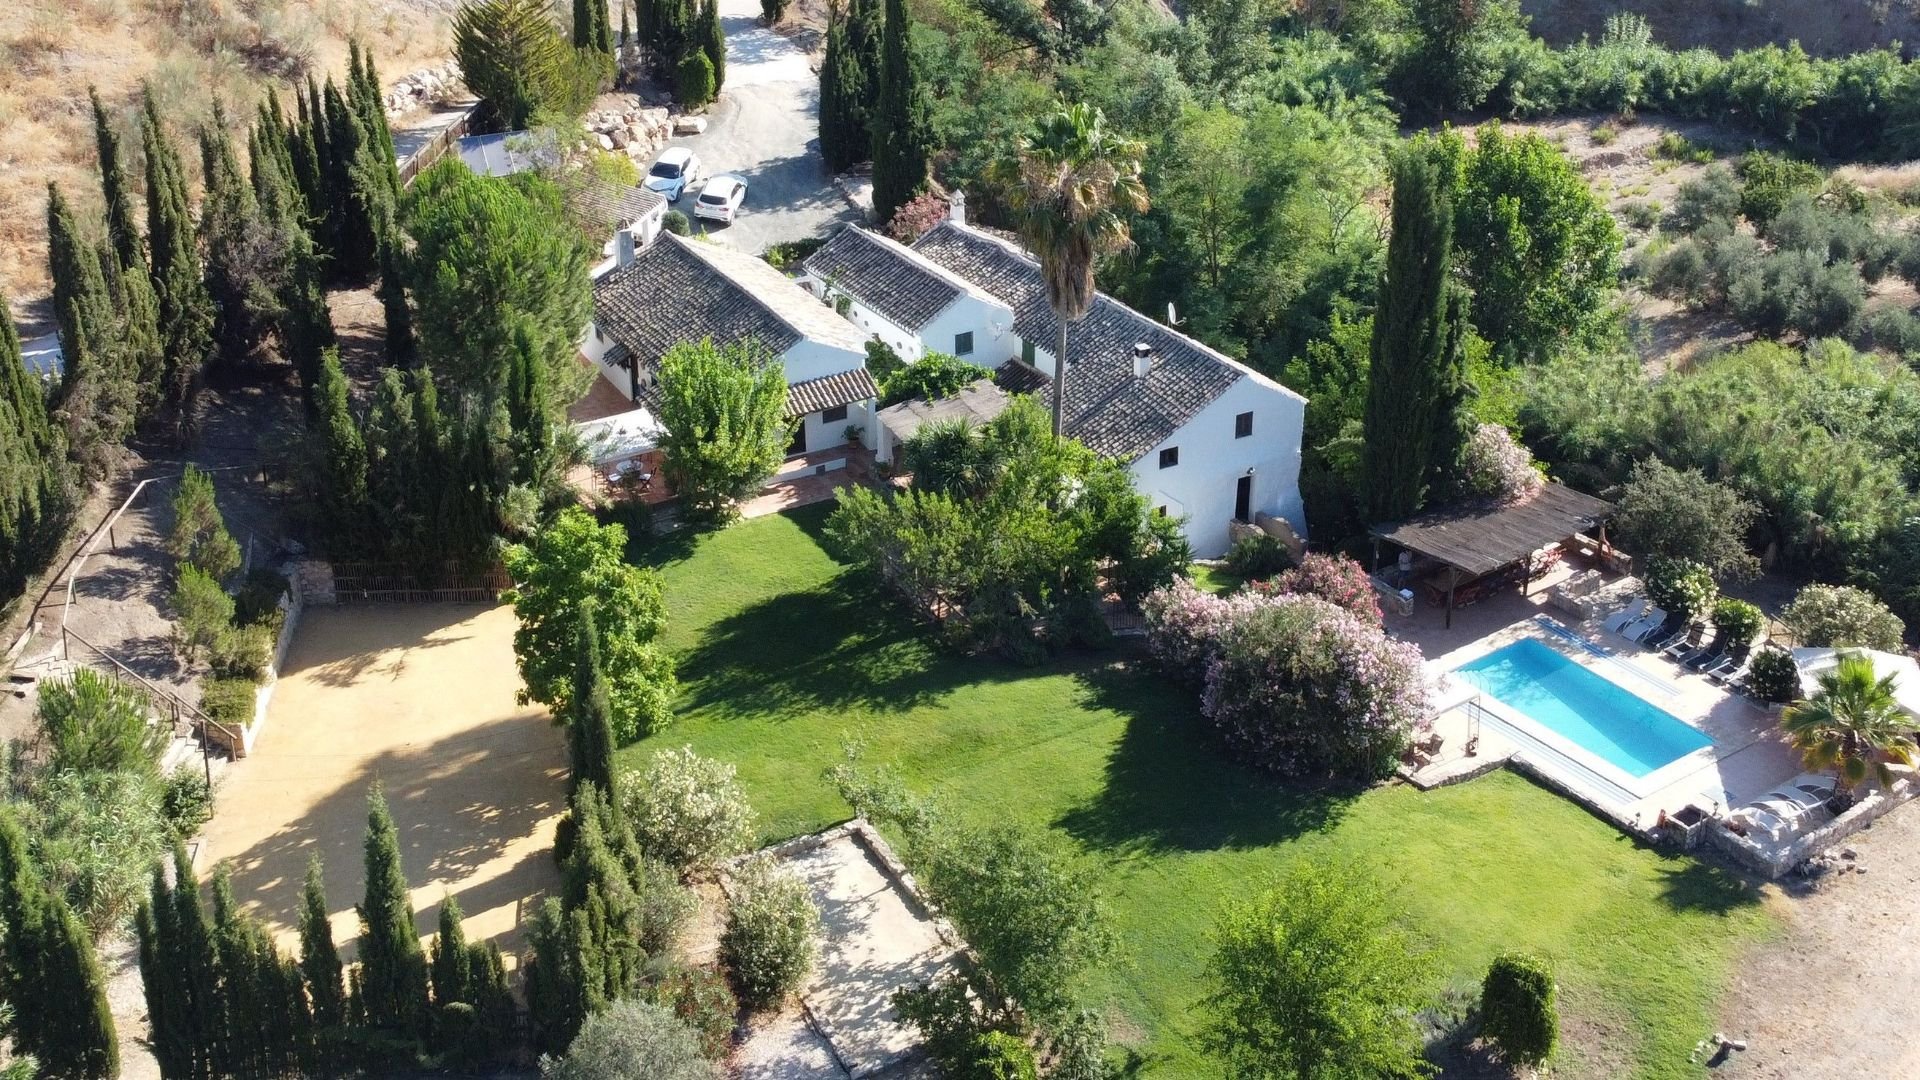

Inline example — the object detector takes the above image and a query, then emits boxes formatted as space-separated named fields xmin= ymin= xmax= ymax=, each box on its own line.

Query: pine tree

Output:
xmin=0 ymin=807 xmax=119 ymax=1079
xmin=701 ymin=0 xmax=726 ymax=92
xmin=141 ymin=87 xmax=215 ymax=416
xmin=355 ymin=783 xmax=430 ymax=1041
xmin=46 ymin=182 xmax=137 ymax=455
xmin=314 ymin=349 xmax=371 ymax=552
xmin=298 ymin=856 xmax=348 ymax=1067
xmin=1363 ymin=139 xmax=1465 ymax=522
xmin=430 ymin=894 xmax=472 ymax=1008
xmin=819 ymin=7 xmax=869 ymax=172
xmin=869 ymin=0 xmax=930 ymax=224
xmin=568 ymin=601 xmax=617 ymax=796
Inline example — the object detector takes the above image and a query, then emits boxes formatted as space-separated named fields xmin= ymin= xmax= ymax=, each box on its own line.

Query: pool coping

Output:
xmin=1436 ymin=621 xmax=1722 ymax=806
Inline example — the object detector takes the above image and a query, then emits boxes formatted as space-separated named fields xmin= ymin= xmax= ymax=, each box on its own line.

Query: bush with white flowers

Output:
xmin=619 ymin=747 xmax=756 ymax=873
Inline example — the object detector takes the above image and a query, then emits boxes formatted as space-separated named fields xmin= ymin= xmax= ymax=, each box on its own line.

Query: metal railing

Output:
xmin=60 ymin=626 xmax=237 ymax=778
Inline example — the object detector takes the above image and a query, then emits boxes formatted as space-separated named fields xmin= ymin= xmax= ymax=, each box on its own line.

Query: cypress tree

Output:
xmin=89 ymin=87 xmax=143 ymax=277
xmin=1363 ymin=139 xmax=1464 ymax=522
xmin=869 ymin=0 xmax=930 ymax=224
xmin=819 ymin=8 xmax=869 ymax=172
xmin=430 ymin=894 xmax=472 ymax=1008
xmin=620 ymin=0 xmax=631 ymax=47
xmin=1 ymin=294 xmax=70 ymax=601
xmin=847 ymin=0 xmax=884 ymax=117
xmin=355 ymin=783 xmax=430 ymax=1041
xmin=573 ymin=0 xmax=597 ymax=49
xmin=200 ymin=106 xmax=280 ymax=369
xmin=0 ymin=807 xmax=119 ymax=1079
xmin=288 ymin=85 xmax=332 ymax=258
xmin=440 ymin=413 xmax=499 ymax=570
xmin=298 ymin=855 xmax=348 ymax=1065
xmin=376 ymin=212 xmax=416 ymax=369
xmin=568 ymin=601 xmax=617 ymax=796
xmin=505 ymin=323 xmax=552 ymax=488
xmin=348 ymin=41 xmax=402 ymax=200
xmin=249 ymin=121 xmax=337 ymax=394
xmin=314 ymin=349 xmax=371 ymax=551
xmin=322 ymin=79 xmax=380 ymax=279
xmin=142 ymin=86 xmax=215 ymax=414
xmin=89 ymin=87 xmax=165 ymax=417
xmin=46 ymin=182 xmax=137 ymax=452
xmin=701 ymin=0 xmax=726 ymax=92
xmin=135 ymin=842 xmax=219 ymax=1080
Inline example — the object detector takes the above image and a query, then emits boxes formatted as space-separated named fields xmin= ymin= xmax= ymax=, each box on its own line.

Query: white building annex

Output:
xmin=800 ymin=208 xmax=1308 ymax=557
xmin=583 ymin=232 xmax=880 ymax=457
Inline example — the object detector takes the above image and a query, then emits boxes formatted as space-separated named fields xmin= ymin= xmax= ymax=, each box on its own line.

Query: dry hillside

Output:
xmin=1524 ymin=0 xmax=1920 ymax=55
xmin=0 ymin=0 xmax=459 ymax=334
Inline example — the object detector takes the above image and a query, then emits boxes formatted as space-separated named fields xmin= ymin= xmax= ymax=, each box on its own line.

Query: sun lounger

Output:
xmin=1707 ymin=651 xmax=1752 ymax=685
xmin=1734 ymin=805 xmax=1791 ymax=840
xmin=1658 ymin=622 xmax=1700 ymax=655
xmin=1762 ymin=786 xmax=1828 ymax=813
xmin=1623 ymin=608 xmax=1668 ymax=642
xmin=1603 ymin=599 xmax=1650 ymax=634
xmin=1682 ymin=637 xmax=1726 ymax=670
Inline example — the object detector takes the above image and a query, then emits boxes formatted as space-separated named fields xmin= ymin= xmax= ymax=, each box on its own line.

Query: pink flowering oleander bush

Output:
xmin=1458 ymin=423 xmax=1544 ymax=503
xmin=1142 ymin=582 xmax=1430 ymax=781
xmin=1255 ymin=553 xmax=1382 ymax=626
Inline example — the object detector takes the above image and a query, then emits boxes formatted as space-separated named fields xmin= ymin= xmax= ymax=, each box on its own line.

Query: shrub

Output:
xmin=676 ymin=51 xmax=716 ymax=108
xmin=539 ymin=999 xmax=715 ymax=1080
xmin=1710 ymin=598 xmax=1766 ymax=647
xmin=1202 ymin=594 xmax=1430 ymax=780
xmin=160 ymin=766 xmax=216 ymax=836
xmin=1140 ymin=578 xmax=1271 ymax=686
xmin=1589 ymin=122 xmax=1617 ymax=146
xmin=886 ymin=191 xmax=950 ymax=243
xmin=634 ymin=853 xmax=698 ymax=955
xmin=760 ymin=0 xmax=790 ymax=23
xmin=1456 ymin=423 xmax=1544 ymax=503
xmin=1264 ymin=553 xmax=1380 ymax=626
xmin=663 ymin=210 xmax=692 ymax=235
xmin=198 ymin=677 xmax=257 ymax=731
xmin=231 ymin=567 xmax=288 ymax=629
xmin=172 ymin=564 xmax=235 ymax=661
xmin=1480 ymin=952 xmax=1558 ymax=1067
xmin=1645 ymin=556 xmax=1718 ymax=624
xmin=893 ymin=978 xmax=992 ymax=1077
xmin=720 ymin=859 xmax=819 ymax=1010
xmin=618 ymin=747 xmax=756 ymax=872
xmin=167 ymin=464 xmax=241 ymax=580
xmin=1620 ymin=200 xmax=1660 ymax=230
xmin=1222 ymin=533 xmax=1292 ymax=581
xmin=17 ymin=767 xmax=171 ymax=935
xmin=1669 ymin=165 xmax=1739 ymax=233
xmin=970 ymin=1032 xmax=1038 ymax=1080
xmin=1652 ymin=132 xmax=1714 ymax=164
xmin=760 ymin=237 xmax=823 ymax=270
xmin=654 ymin=965 xmax=738 ymax=1060
xmin=1045 ymin=1011 xmax=1118 ymax=1080
xmin=1738 ymin=151 xmax=1824 ymax=223
xmin=879 ymin=351 xmax=992 ymax=406
xmin=1746 ymin=646 xmax=1801 ymax=703
xmin=1645 ymin=240 xmax=1712 ymax=306
xmin=863 ymin=338 xmax=906 ymax=381
xmin=1863 ymin=307 xmax=1920 ymax=356
xmin=1781 ymin=583 xmax=1907 ymax=650
xmin=209 ymin=622 xmax=274 ymax=682
xmin=35 ymin=667 xmax=167 ymax=777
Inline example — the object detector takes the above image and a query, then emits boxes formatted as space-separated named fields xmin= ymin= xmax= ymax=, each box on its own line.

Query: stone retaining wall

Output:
xmin=1704 ymin=779 xmax=1917 ymax=878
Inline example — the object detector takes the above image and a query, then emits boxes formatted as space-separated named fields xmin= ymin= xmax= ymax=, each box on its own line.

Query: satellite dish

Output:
xmin=1166 ymin=302 xmax=1181 ymax=327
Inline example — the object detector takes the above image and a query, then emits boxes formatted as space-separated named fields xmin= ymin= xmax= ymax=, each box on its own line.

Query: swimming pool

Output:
xmin=1456 ymin=639 xmax=1712 ymax=777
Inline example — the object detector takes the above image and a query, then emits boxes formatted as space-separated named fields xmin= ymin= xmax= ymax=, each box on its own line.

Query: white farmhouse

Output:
xmin=583 ymin=232 xmax=879 ymax=457
xmin=800 ymin=209 xmax=1308 ymax=557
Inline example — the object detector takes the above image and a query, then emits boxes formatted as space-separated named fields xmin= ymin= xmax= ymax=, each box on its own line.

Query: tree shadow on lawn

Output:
xmin=672 ymin=579 xmax=1042 ymax=719
xmin=1053 ymin=661 xmax=1360 ymax=855
xmin=1646 ymin=843 xmax=1766 ymax=915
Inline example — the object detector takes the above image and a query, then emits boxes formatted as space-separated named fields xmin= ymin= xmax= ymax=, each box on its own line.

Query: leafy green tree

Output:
xmin=11 ymin=768 xmax=170 ymax=937
xmin=879 ymin=351 xmax=990 ymax=406
xmin=1455 ymin=124 xmax=1622 ymax=363
xmin=655 ymin=338 xmax=790 ymax=522
xmin=313 ymin=350 xmax=371 ymax=551
xmin=1395 ymin=0 xmax=1525 ymax=115
xmin=503 ymin=506 xmax=675 ymax=740
xmin=47 ymin=181 xmax=138 ymax=457
xmin=35 ymin=668 xmax=167 ymax=777
xmin=869 ymin=0 xmax=933 ymax=224
xmin=456 ymin=0 xmax=579 ymax=130
xmin=0 ymin=807 xmax=119 ymax=1080
xmin=405 ymin=160 xmax=594 ymax=420
xmin=1782 ymin=584 xmax=1906 ymax=651
xmin=1363 ymin=137 xmax=1467 ymax=522
xmin=818 ymin=6 xmax=869 ymax=172
xmin=167 ymin=465 xmax=241 ymax=580
xmin=676 ymin=51 xmax=716 ymax=108
xmin=1644 ymin=556 xmax=1717 ymax=625
xmin=1611 ymin=459 xmax=1760 ymax=582
xmin=1201 ymin=858 xmax=1432 ymax=1080
xmin=356 ymin=784 xmax=430 ymax=1041
xmin=539 ymin=999 xmax=716 ymax=1080
xmin=1481 ymin=952 xmax=1557 ymax=1067
xmin=990 ymin=103 xmax=1148 ymax=439
xmin=1784 ymin=653 xmax=1918 ymax=805
xmin=141 ymin=86 xmax=215 ymax=415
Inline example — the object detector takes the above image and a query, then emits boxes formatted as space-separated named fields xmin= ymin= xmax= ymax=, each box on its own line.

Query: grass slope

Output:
xmin=621 ymin=506 xmax=1774 ymax=1077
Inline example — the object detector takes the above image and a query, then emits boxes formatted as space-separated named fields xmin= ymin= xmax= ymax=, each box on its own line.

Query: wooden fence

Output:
xmin=329 ymin=561 xmax=510 ymax=604
xmin=396 ymin=103 xmax=479 ymax=188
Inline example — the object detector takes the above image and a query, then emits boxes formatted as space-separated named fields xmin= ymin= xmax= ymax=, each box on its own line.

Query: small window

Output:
xmin=1155 ymin=505 xmax=1168 ymax=518
xmin=1235 ymin=411 xmax=1253 ymax=438
xmin=1022 ymin=340 xmax=1036 ymax=365
xmin=954 ymin=331 xmax=975 ymax=356
xmin=821 ymin=404 xmax=849 ymax=424
xmin=1159 ymin=447 xmax=1179 ymax=469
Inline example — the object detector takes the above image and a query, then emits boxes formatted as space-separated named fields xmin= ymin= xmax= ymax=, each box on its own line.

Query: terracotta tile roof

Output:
xmin=786 ymin=367 xmax=880 ymax=416
xmin=593 ymin=234 xmax=804 ymax=362
xmin=803 ymin=226 xmax=980 ymax=330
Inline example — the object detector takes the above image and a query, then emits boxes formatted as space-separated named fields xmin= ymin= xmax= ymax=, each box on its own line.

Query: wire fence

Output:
xmin=327 ymin=561 xmax=510 ymax=604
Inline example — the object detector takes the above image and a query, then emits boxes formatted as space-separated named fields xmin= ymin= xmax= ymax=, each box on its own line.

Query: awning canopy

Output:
xmin=574 ymin=406 xmax=664 ymax=466
xmin=875 ymin=378 xmax=1013 ymax=447
xmin=1792 ymin=647 xmax=1920 ymax=718
xmin=1371 ymin=483 xmax=1613 ymax=578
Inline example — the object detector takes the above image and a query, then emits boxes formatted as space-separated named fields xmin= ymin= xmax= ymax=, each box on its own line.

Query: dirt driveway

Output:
xmin=199 ymin=603 xmax=567 ymax=965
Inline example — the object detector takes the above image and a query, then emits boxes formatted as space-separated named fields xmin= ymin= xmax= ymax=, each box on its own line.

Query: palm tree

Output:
xmin=991 ymin=102 xmax=1148 ymax=440
xmin=1782 ymin=653 xmax=1917 ymax=805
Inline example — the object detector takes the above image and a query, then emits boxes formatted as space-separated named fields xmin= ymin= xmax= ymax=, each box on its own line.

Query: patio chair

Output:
xmin=1603 ymin=599 xmax=1650 ymax=635
xmin=1786 ymin=773 xmax=1837 ymax=800
xmin=1655 ymin=621 xmax=1699 ymax=655
xmin=1706 ymin=645 xmax=1752 ymax=684
xmin=1733 ymin=804 xmax=1792 ymax=841
xmin=1681 ymin=633 xmax=1725 ymax=669
xmin=1623 ymin=608 xmax=1669 ymax=642
xmin=1760 ymin=786 xmax=1827 ymax=813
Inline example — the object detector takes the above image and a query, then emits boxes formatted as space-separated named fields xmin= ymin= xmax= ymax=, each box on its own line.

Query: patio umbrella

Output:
xmin=1791 ymin=647 xmax=1920 ymax=720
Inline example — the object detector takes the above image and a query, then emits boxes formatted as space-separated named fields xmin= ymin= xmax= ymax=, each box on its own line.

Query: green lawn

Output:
xmin=620 ymin=508 xmax=1774 ymax=1077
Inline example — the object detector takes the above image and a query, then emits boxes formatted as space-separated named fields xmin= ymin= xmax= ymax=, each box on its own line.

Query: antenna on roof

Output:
xmin=1166 ymin=302 xmax=1181 ymax=327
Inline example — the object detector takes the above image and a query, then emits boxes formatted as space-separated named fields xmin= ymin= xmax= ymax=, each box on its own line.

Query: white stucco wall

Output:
xmin=793 ymin=397 xmax=877 ymax=455
xmin=918 ymin=295 xmax=1015 ymax=364
xmin=1129 ymin=376 xmax=1308 ymax=558
xmin=780 ymin=338 xmax=868 ymax=386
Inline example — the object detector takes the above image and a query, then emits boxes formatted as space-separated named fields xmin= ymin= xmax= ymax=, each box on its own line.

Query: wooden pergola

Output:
xmin=1370 ymin=483 xmax=1614 ymax=628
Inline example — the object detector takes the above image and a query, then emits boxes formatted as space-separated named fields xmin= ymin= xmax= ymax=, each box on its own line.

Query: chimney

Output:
xmin=1132 ymin=341 xmax=1153 ymax=379
xmin=949 ymin=190 xmax=967 ymax=226
xmin=615 ymin=227 xmax=637 ymax=267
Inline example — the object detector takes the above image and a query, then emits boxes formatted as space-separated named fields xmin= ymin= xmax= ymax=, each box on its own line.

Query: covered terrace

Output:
xmin=1371 ymin=483 xmax=1619 ymax=628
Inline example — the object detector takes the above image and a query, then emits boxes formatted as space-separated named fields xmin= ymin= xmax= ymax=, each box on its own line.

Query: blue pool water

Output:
xmin=1456 ymin=639 xmax=1712 ymax=777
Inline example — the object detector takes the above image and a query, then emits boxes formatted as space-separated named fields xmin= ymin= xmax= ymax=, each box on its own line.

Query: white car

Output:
xmin=693 ymin=175 xmax=748 ymax=224
xmin=645 ymin=147 xmax=702 ymax=202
